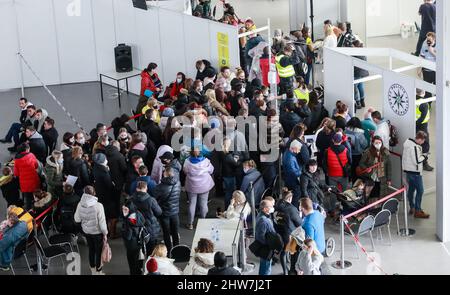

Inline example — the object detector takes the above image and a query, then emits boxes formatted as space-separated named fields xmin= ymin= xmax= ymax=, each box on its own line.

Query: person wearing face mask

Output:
xmin=60 ymin=132 xmax=74 ymax=168
xmin=92 ymin=152 xmax=118 ymax=239
xmin=301 ymin=159 xmax=331 ymax=208
xmin=358 ymin=136 xmax=392 ymax=201
xmin=89 ymin=123 xmax=107 ymax=152
xmin=282 ymin=141 xmax=303 ymax=208
xmin=254 ymin=199 xmax=277 ymax=275
xmin=276 ymin=45 xmax=296 ymax=95
xmin=73 ymin=130 xmax=90 ymax=155
xmin=300 ymin=197 xmax=326 ymax=255
xmin=240 ymin=160 xmax=265 ymax=207
xmin=215 ymin=66 xmax=235 ymax=92
xmin=140 ymin=63 xmax=162 ymax=99
xmin=420 ymin=32 xmax=437 ymax=96
xmin=44 ymin=150 xmax=64 ymax=198
xmin=260 ymin=46 xmax=280 ymax=87
xmin=272 ymin=29 xmax=286 ymax=54
xmin=170 ymin=72 xmax=186 ymax=99
xmin=323 ymin=133 xmax=352 ymax=195
xmin=274 ymin=189 xmax=302 ymax=275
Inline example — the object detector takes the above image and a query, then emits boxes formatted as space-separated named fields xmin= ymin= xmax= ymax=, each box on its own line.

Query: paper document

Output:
xmin=66 ymin=175 xmax=78 ymax=186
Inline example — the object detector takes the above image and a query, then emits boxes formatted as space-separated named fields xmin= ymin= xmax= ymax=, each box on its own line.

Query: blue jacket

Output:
xmin=255 ymin=212 xmax=276 ymax=246
xmin=302 ymin=211 xmax=326 ymax=254
xmin=282 ymin=150 xmax=302 ymax=187
xmin=0 ymin=221 xmax=28 ymax=266
xmin=130 ymin=176 xmax=157 ymax=195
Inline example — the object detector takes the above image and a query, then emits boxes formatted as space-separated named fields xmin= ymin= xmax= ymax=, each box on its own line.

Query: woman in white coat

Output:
xmin=183 ymin=238 xmax=215 ymax=275
xmin=144 ymin=244 xmax=182 ymax=275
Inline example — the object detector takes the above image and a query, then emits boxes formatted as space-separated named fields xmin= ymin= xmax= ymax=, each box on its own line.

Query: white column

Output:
xmin=436 ymin=0 xmax=450 ymax=242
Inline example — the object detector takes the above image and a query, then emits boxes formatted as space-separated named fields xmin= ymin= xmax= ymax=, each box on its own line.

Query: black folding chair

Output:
xmin=10 ymin=232 xmax=33 ymax=275
xmin=33 ymin=235 xmax=67 ymax=275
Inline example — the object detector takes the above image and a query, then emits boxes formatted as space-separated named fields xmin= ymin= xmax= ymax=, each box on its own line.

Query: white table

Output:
xmin=99 ymin=69 xmax=142 ymax=108
xmin=191 ymin=218 xmax=240 ymax=256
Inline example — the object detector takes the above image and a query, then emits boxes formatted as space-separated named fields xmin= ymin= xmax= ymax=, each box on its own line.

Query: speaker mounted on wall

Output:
xmin=115 ymin=44 xmax=133 ymax=73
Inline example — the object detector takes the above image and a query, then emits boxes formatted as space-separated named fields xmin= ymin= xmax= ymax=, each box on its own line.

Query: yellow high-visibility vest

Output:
xmin=294 ymin=88 xmax=310 ymax=104
xmin=275 ymin=54 xmax=295 ymax=78
xmin=416 ymin=99 xmax=430 ymax=124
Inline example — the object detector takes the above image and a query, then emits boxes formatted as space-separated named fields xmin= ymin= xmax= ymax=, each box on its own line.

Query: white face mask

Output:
xmin=374 ymin=143 xmax=382 ymax=150
xmin=243 ymin=167 xmax=250 ymax=174
xmin=57 ymin=158 xmax=64 ymax=165
xmin=177 ymin=78 xmax=182 ymax=84
xmin=104 ymin=140 xmax=109 ymax=146
xmin=241 ymin=88 xmax=246 ymax=94
xmin=78 ymin=138 xmax=86 ymax=145
xmin=198 ymin=87 xmax=203 ymax=92
xmin=268 ymin=207 xmax=275 ymax=214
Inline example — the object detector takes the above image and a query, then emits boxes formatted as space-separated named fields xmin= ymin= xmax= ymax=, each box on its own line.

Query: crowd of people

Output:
xmin=0 ymin=1 xmax=436 ymax=276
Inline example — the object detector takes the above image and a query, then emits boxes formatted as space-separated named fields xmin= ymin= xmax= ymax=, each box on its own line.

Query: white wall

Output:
xmin=366 ymin=0 xmax=423 ymax=38
xmin=0 ymin=0 xmax=240 ymax=95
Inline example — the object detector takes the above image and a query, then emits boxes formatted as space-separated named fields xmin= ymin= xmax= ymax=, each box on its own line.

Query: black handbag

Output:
xmin=249 ymin=239 xmax=273 ymax=260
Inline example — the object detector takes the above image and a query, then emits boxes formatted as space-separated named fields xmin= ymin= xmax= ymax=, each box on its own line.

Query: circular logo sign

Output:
xmin=388 ymin=83 xmax=409 ymax=116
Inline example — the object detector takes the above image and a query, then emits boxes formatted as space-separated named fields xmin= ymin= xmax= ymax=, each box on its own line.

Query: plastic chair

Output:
xmin=41 ymin=215 xmax=77 ymax=253
xmin=10 ymin=233 xmax=33 ymax=275
xmin=373 ymin=209 xmax=392 ymax=245
xmin=33 ymin=235 xmax=67 ymax=275
xmin=170 ymin=245 xmax=191 ymax=263
xmin=352 ymin=215 xmax=375 ymax=259
xmin=382 ymin=198 xmax=400 ymax=235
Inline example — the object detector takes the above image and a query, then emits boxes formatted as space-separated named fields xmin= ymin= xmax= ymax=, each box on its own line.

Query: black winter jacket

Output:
xmin=105 ymin=145 xmax=128 ymax=191
xmin=131 ymin=191 xmax=162 ymax=237
xmin=274 ymin=199 xmax=302 ymax=243
xmin=300 ymin=170 xmax=329 ymax=205
xmin=151 ymin=176 xmax=181 ymax=217
xmin=67 ymin=158 xmax=91 ymax=193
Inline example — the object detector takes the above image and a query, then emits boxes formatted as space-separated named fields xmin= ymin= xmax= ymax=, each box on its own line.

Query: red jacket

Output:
xmin=326 ymin=146 xmax=349 ymax=177
xmin=13 ymin=152 xmax=41 ymax=193
xmin=170 ymin=82 xmax=184 ymax=98
xmin=140 ymin=71 xmax=160 ymax=96
xmin=260 ymin=56 xmax=280 ymax=87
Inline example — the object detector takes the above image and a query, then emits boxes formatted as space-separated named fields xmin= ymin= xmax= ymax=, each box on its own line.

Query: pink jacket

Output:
xmin=183 ymin=157 xmax=215 ymax=194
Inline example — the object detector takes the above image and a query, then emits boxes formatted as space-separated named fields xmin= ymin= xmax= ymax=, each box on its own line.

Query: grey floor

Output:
xmin=1 ymin=34 xmax=449 ymax=276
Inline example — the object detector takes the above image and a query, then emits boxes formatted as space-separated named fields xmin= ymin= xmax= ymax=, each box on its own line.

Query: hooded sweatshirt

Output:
xmin=74 ymin=193 xmax=108 ymax=235
xmin=151 ymin=145 xmax=174 ymax=184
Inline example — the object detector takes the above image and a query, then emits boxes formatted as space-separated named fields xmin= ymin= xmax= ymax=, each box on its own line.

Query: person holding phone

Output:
xmin=295 ymin=239 xmax=324 ymax=275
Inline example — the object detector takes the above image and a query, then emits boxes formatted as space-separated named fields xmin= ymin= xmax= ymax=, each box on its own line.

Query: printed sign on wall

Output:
xmin=217 ymin=32 xmax=230 ymax=68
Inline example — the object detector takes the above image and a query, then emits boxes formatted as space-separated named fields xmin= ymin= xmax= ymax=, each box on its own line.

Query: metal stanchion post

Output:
xmin=400 ymin=189 xmax=416 ymax=236
xmin=250 ymin=182 xmax=256 ymax=237
xmin=232 ymin=241 xmax=238 ymax=267
xmin=332 ymin=215 xmax=352 ymax=269
xmin=33 ymin=220 xmax=42 ymax=275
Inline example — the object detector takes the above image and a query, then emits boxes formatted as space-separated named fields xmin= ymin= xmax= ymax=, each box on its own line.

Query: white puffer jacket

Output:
xmin=402 ymin=138 xmax=426 ymax=175
xmin=74 ymin=193 xmax=108 ymax=235
xmin=183 ymin=252 xmax=215 ymax=275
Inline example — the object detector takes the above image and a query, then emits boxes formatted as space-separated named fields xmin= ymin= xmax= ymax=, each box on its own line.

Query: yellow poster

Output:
xmin=217 ymin=32 xmax=230 ymax=68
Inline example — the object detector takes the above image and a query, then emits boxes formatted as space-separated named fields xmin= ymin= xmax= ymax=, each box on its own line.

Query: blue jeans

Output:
xmin=406 ymin=173 xmax=424 ymax=211
xmin=305 ymin=63 xmax=313 ymax=86
xmin=354 ymin=83 xmax=365 ymax=102
xmin=259 ymin=258 xmax=272 ymax=275
xmin=223 ymin=177 xmax=236 ymax=209
xmin=4 ymin=123 xmax=22 ymax=144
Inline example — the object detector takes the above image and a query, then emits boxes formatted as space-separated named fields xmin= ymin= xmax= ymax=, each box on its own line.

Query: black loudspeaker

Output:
xmin=115 ymin=44 xmax=133 ymax=73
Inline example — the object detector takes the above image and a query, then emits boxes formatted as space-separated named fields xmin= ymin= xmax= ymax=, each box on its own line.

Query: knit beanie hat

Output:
xmin=146 ymin=258 xmax=158 ymax=273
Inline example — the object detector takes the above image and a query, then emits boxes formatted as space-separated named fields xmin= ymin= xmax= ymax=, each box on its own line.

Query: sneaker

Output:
xmin=186 ymin=224 xmax=193 ymax=230
xmin=0 ymin=265 xmax=10 ymax=271
xmin=414 ymin=210 xmax=430 ymax=219
xmin=355 ymin=102 xmax=362 ymax=110
xmin=423 ymin=162 xmax=434 ymax=172
xmin=0 ymin=139 xmax=11 ymax=144
xmin=409 ymin=208 xmax=415 ymax=215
